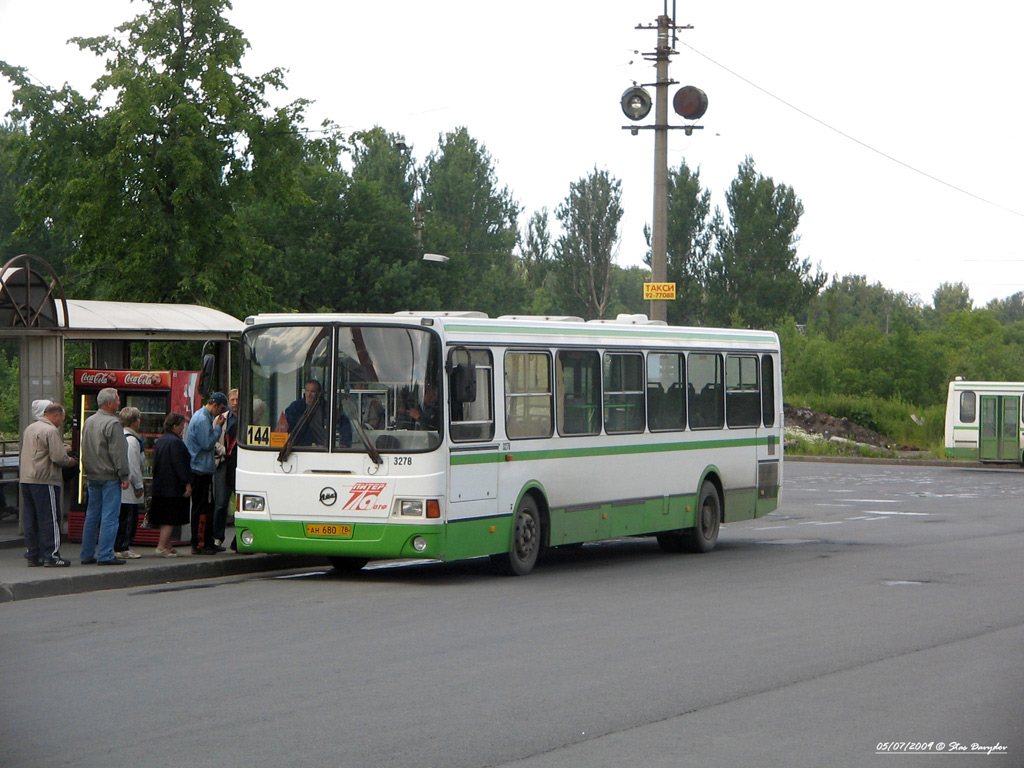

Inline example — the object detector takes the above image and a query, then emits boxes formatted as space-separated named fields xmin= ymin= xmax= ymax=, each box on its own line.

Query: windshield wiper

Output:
xmin=340 ymin=392 xmax=383 ymax=465
xmin=277 ymin=393 xmax=323 ymax=463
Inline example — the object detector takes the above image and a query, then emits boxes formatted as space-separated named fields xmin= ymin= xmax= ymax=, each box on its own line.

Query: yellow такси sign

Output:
xmin=643 ymin=282 xmax=676 ymax=300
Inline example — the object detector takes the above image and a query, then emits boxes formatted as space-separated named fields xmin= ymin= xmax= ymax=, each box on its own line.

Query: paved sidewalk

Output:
xmin=0 ymin=518 xmax=326 ymax=602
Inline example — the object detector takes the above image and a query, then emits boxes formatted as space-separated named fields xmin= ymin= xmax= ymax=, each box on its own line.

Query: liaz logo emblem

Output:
xmin=319 ymin=487 xmax=338 ymax=506
xmin=343 ymin=482 xmax=388 ymax=511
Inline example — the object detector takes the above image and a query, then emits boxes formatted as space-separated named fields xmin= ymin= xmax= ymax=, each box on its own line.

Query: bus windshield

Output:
xmin=242 ymin=323 xmax=442 ymax=453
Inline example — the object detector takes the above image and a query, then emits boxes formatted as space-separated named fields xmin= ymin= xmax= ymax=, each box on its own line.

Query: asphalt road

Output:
xmin=2 ymin=461 xmax=1021 ymax=768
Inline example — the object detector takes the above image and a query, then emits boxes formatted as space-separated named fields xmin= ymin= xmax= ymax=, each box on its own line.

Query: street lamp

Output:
xmin=422 ymin=253 xmax=449 ymax=263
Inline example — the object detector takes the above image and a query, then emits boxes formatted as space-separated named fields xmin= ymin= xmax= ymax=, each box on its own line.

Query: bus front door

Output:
xmin=979 ymin=395 xmax=1020 ymax=462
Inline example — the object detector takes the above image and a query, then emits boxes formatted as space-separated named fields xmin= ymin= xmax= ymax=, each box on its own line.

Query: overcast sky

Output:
xmin=2 ymin=0 xmax=1022 ymax=308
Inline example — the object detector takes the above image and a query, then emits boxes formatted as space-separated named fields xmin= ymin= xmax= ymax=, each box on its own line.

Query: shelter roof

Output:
xmin=55 ymin=300 xmax=243 ymax=340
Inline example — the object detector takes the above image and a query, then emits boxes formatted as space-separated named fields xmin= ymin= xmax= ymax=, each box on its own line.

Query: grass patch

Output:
xmin=791 ymin=393 xmax=944 ymax=453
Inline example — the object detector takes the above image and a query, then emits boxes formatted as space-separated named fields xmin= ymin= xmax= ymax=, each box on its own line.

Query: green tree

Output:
xmin=808 ymin=274 xmax=921 ymax=340
xmin=0 ymin=0 xmax=314 ymax=316
xmin=888 ymin=328 xmax=950 ymax=406
xmin=521 ymin=208 xmax=554 ymax=290
xmin=932 ymin=281 xmax=973 ymax=317
xmin=0 ymin=122 xmax=69 ymax=268
xmin=708 ymin=157 xmax=825 ymax=328
xmin=607 ymin=265 xmax=650 ymax=318
xmin=519 ymin=208 xmax=563 ymax=315
xmin=942 ymin=309 xmax=1024 ymax=382
xmin=0 ymin=340 xmax=19 ymax=435
xmin=985 ymin=292 xmax=1024 ymax=324
xmin=350 ymin=126 xmax=417 ymax=208
xmin=418 ymin=127 xmax=524 ymax=316
xmin=243 ymin=136 xmax=422 ymax=314
xmin=554 ymin=167 xmax=623 ymax=320
xmin=647 ymin=159 xmax=713 ymax=325
xmin=781 ymin=330 xmax=838 ymax=398
xmin=833 ymin=325 xmax=892 ymax=398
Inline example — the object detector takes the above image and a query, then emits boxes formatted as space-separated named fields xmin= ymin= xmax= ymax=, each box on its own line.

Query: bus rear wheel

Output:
xmin=492 ymin=496 xmax=542 ymax=576
xmin=683 ymin=480 xmax=721 ymax=553
xmin=328 ymin=556 xmax=368 ymax=573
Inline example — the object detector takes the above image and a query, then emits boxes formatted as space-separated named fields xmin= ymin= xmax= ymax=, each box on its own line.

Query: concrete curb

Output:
xmin=0 ymin=554 xmax=329 ymax=603
xmin=784 ymin=455 xmax=1019 ymax=469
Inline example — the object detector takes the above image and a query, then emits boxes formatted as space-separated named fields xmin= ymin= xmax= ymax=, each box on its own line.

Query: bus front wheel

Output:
xmin=492 ymin=496 xmax=542 ymax=576
xmin=684 ymin=480 xmax=721 ymax=553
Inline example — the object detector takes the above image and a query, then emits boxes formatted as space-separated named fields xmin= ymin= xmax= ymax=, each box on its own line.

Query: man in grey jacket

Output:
xmin=80 ymin=387 xmax=131 ymax=565
xmin=20 ymin=402 xmax=77 ymax=567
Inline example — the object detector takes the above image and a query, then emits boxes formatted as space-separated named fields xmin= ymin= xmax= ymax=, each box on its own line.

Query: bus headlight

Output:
xmin=399 ymin=500 xmax=423 ymax=517
xmin=242 ymin=495 xmax=266 ymax=512
xmin=240 ymin=529 xmax=255 ymax=546
xmin=412 ymin=536 xmax=428 ymax=552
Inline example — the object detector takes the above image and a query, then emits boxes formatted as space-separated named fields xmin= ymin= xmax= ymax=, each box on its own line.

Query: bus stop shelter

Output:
xmin=0 ymin=254 xmax=244 ymax=520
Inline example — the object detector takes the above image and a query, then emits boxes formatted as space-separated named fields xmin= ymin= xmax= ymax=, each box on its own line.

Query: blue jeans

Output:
xmin=80 ymin=480 xmax=122 ymax=563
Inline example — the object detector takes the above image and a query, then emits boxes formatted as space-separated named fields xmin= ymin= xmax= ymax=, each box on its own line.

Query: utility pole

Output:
xmin=621 ymin=5 xmax=705 ymax=325
xmin=650 ymin=14 xmax=672 ymax=324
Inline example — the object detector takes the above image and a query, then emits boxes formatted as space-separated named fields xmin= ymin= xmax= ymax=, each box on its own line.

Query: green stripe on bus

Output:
xmin=946 ymin=446 xmax=979 ymax=460
xmin=235 ymin=519 xmax=446 ymax=560
xmin=450 ymin=435 xmax=779 ymax=465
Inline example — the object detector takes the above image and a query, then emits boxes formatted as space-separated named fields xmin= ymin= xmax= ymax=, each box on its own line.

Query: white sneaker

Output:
xmin=123 ymin=549 xmax=142 ymax=559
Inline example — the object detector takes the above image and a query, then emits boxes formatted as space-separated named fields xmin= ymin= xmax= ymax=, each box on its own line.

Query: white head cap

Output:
xmin=31 ymin=399 xmax=53 ymax=421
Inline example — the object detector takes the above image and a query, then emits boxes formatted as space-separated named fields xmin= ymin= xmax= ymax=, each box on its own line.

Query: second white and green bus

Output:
xmin=233 ymin=312 xmax=784 ymax=575
xmin=944 ymin=378 xmax=1024 ymax=464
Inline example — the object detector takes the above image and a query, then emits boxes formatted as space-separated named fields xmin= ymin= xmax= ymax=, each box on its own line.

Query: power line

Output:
xmin=679 ymin=41 xmax=1024 ymax=220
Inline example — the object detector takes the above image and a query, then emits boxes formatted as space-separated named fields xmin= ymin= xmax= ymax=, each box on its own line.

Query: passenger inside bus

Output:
xmin=398 ymin=384 xmax=439 ymax=430
xmin=364 ymin=398 xmax=386 ymax=430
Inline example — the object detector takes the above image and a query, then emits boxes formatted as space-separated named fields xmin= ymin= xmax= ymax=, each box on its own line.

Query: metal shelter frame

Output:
xmin=0 ymin=254 xmax=244 ymax=527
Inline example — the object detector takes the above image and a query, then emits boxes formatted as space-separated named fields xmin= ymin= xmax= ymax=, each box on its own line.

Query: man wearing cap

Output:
xmin=184 ymin=392 xmax=229 ymax=555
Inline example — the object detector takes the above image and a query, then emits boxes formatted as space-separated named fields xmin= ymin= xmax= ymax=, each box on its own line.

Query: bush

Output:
xmin=794 ymin=393 xmax=944 ymax=452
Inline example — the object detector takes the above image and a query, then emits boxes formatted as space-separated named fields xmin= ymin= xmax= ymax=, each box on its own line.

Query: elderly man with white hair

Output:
xmin=79 ymin=387 xmax=131 ymax=565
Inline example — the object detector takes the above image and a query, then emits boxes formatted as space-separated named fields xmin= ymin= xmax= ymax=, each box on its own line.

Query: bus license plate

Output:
xmin=305 ymin=523 xmax=353 ymax=538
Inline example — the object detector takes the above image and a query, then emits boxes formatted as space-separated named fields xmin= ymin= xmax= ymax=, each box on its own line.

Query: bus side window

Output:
xmin=725 ymin=354 xmax=760 ymax=428
xmin=959 ymin=391 xmax=976 ymax=423
xmin=505 ymin=351 xmax=553 ymax=440
xmin=557 ymin=350 xmax=601 ymax=436
xmin=761 ymin=355 xmax=776 ymax=427
xmin=647 ymin=352 xmax=686 ymax=432
xmin=688 ymin=353 xmax=723 ymax=429
xmin=603 ymin=352 xmax=645 ymax=434
xmin=449 ymin=348 xmax=495 ymax=442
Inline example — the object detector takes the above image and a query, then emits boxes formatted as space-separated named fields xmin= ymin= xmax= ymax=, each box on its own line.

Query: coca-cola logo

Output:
xmin=123 ymin=373 xmax=160 ymax=386
xmin=79 ymin=372 xmax=117 ymax=385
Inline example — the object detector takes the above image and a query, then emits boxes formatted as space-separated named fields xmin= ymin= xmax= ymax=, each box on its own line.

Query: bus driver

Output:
xmin=285 ymin=380 xmax=352 ymax=448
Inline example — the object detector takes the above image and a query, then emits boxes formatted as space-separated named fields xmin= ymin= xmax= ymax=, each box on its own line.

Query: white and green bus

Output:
xmin=234 ymin=311 xmax=784 ymax=575
xmin=944 ymin=378 xmax=1024 ymax=464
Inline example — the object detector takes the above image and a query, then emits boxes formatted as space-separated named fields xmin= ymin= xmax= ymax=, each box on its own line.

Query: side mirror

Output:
xmin=451 ymin=363 xmax=477 ymax=404
xmin=199 ymin=353 xmax=215 ymax=397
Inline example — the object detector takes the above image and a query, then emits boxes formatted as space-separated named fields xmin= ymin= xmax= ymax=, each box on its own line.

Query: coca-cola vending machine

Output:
xmin=68 ymin=369 xmax=203 ymax=544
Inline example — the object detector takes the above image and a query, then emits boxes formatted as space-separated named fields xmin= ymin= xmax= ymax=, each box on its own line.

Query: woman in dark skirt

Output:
xmin=151 ymin=413 xmax=193 ymax=557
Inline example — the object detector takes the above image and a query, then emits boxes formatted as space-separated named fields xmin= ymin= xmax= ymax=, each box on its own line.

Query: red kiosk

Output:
xmin=68 ymin=368 xmax=203 ymax=545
